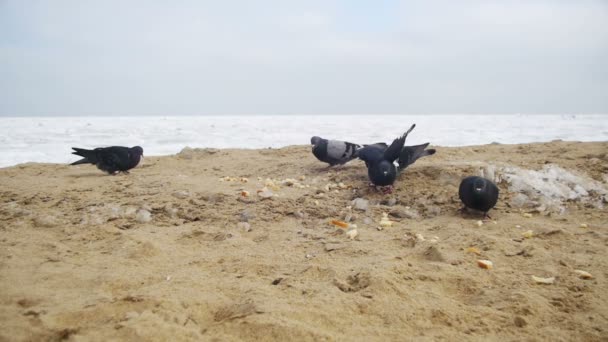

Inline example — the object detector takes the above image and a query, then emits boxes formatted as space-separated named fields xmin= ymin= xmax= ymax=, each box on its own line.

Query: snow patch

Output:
xmin=497 ymin=164 xmax=607 ymax=213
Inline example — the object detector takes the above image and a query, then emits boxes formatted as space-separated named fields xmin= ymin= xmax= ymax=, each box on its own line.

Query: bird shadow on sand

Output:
xmin=457 ymin=208 xmax=495 ymax=220
xmin=309 ymin=164 xmax=364 ymax=175
xmin=66 ymin=172 xmax=126 ymax=178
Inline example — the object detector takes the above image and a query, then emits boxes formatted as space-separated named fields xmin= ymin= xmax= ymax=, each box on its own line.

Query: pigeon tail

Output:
xmin=70 ymin=147 xmax=97 ymax=165
xmin=398 ymin=143 xmax=436 ymax=170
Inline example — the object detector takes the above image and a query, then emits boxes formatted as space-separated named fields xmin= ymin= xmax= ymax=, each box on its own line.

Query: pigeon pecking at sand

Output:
xmin=357 ymin=124 xmax=435 ymax=193
xmin=70 ymin=146 xmax=144 ymax=175
xmin=357 ymin=125 xmax=415 ymax=192
xmin=458 ymin=176 xmax=499 ymax=219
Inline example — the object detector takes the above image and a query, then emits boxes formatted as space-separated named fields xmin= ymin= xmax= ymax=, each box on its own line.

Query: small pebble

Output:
xmin=579 ymin=223 xmax=588 ymax=228
xmin=257 ymin=188 xmax=274 ymax=199
xmin=34 ymin=215 xmax=58 ymax=228
xmin=379 ymin=212 xmax=393 ymax=227
xmin=522 ymin=213 xmax=533 ymax=218
xmin=352 ymin=198 xmax=369 ymax=211
xmin=344 ymin=213 xmax=353 ymax=222
xmin=475 ymin=220 xmax=483 ymax=227
xmin=237 ymin=222 xmax=252 ymax=232
xmin=239 ymin=209 xmax=255 ymax=222
xmin=172 ymin=190 xmax=189 ymax=199
xmin=135 ymin=209 xmax=152 ymax=223
xmin=164 ymin=206 xmax=178 ymax=218
xmin=389 ymin=207 xmax=420 ymax=219
xmin=522 ymin=230 xmax=534 ymax=239
xmin=514 ymin=316 xmax=527 ymax=328
xmin=346 ymin=229 xmax=358 ymax=240
xmin=425 ymin=205 xmax=442 ymax=217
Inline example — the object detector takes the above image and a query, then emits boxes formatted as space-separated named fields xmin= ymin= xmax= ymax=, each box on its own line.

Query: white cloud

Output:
xmin=0 ymin=0 xmax=607 ymax=115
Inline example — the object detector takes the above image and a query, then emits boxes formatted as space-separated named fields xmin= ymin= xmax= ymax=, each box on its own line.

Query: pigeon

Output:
xmin=70 ymin=146 xmax=144 ymax=175
xmin=357 ymin=124 xmax=416 ymax=191
xmin=458 ymin=176 xmax=499 ymax=218
xmin=310 ymin=136 xmax=361 ymax=166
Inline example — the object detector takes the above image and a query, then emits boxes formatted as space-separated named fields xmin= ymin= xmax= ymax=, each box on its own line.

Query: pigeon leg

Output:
xmin=111 ymin=171 xmax=120 ymax=176
xmin=382 ymin=185 xmax=394 ymax=194
xmin=123 ymin=170 xmax=130 ymax=175
xmin=483 ymin=212 xmax=493 ymax=221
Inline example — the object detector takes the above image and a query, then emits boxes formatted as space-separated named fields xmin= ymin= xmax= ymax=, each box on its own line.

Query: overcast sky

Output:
xmin=1 ymin=0 xmax=607 ymax=116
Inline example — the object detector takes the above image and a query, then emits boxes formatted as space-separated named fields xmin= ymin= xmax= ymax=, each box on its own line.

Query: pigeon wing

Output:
xmin=398 ymin=143 xmax=436 ymax=169
xmin=383 ymin=124 xmax=416 ymax=162
xmin=98 ymin=147 xmax=131 ymax=173
xmin=357 ymin=145 xmax=385 ymax=165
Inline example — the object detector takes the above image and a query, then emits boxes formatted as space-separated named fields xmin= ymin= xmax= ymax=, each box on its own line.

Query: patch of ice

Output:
xmin=499 ymin=164 xmax=607 ymax=213
xmin=123 ymin=206 xmax=138 ymax=217
xmin=509 ymin=193 xmax=531 ymax=208
xmin=80 ymin=204 xmax=123 ymax=226
xmin=480 ymin=164 xmax=498 ymax=183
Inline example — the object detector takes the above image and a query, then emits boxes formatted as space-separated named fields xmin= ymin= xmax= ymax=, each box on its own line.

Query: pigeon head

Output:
xmin=369 ymin=160 xmax=397 ymax=186
xmin=132 ymin=146 xmax=144 ymax=157
xmin=129 ymin=146 xmax=144 ymax=168
xmin=310 ymin=136 xmax=322 ymax=146
xmin=473 ymin=177 xmax=487 ymax=194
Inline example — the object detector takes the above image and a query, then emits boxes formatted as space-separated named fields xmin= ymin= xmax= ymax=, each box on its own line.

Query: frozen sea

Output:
xmin=0 ymin=114 xmax=607 ymax=168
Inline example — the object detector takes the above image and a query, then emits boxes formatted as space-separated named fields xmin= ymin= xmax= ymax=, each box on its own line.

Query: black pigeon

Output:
xmin=310 ymin=137 xmax=361 ymax=166
xmin=70 ymin=146 xmax=144 ymax=175
xmin=357 ymin=124 xmax=417 ymax=189
xmin=458 ymin=176 xmax=499 ymax=218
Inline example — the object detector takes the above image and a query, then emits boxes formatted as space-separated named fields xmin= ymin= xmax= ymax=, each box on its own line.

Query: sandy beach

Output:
xmin=1 ymin=141 xmax=607 ymax=341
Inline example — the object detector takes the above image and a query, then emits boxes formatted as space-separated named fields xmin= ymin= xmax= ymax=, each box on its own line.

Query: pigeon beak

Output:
xmin=383 ymin=171 xmax=388 ymax=176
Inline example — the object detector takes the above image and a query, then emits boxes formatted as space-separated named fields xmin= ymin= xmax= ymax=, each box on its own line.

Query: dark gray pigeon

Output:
xmin=458 ymin=176 xmax=499 ymax=218
xmin=70 ymin=146 xmax=144 ymax=175
xmin=357 ymin=124 xmax=416 ymax=191
xmin=310 ymin=137 xmax=361 ymax=166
